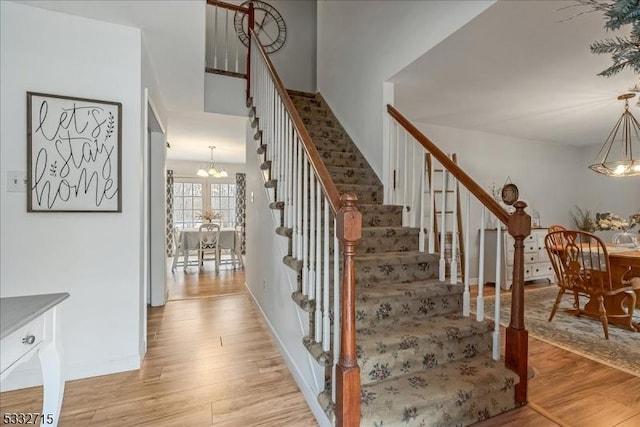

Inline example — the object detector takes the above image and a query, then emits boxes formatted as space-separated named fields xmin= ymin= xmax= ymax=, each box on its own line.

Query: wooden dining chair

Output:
xmin=544 ymin=230 xmax=637 ymax=339
xmin=199 ymin=223 xmax=221 ymax=272
xmin=545 ymin=224 xmax=579 ymax=307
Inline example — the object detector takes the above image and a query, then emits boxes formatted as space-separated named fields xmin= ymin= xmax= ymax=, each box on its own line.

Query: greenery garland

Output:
xmin=578 ymin=0 xmax=640 ymax=77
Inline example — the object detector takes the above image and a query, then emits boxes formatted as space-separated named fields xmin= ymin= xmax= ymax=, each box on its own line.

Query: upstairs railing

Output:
xmin=249 ymin=27 xmax=362 ymax=427
xmin=206 ymin=0 xmax=254 ymax=88
xmin=387 ymin=104 xmax=530 ymax=404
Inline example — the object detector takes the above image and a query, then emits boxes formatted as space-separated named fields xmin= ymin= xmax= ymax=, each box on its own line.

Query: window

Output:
xmin=173 ymin=179 xmax=236 ymax=229
xmin=210 ymin=183 xmax=236 ymax=228
xmin=173 ymin=181 xmax=204 ymax=229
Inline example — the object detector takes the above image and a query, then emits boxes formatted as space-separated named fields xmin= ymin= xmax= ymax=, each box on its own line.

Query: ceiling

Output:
xmin=392 ymin=0 xmax=639 ymax=147
xmin=17 ymin=0 xmax=639 ymax=158
xmin=16 ymin=0 xmax=248 ymax=164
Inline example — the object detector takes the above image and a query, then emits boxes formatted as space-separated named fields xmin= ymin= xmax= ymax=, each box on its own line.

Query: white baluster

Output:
xmin=463 ymin=191 xmax=471 ymax=316
xmin=332 ymin=218 xmax=340 ymax=402
xmin=428 ymin=155 xmax=435 ymax=254
xmin=292 ymin=133 xmax=299 ymax=258
xmin=409 ymin=138 xmax=417 ymax=227
xmin=450 ymin=171 xmax=458 ymax=284
xmin=315 ymin=182 xmax=322 ymax=343
xmin=394 ymin=123 xmax=400 ymax=206
xmin=418 ymin=151 xmax=425 ymax=252
xmin=322 ymin=199 xmax=330 ymax=353
xmin=297 ymin=137 xmax=303 ymax=260
xmin=224 ymin=9 xmax=229 ymax=71
xmin=302 ymin=157 xmax=309 ymax=297
xmin=309 ymin=172 xmax=316 ymax=313
xmin=234 ymin=22 xmax=239 ymax=73
xmin=439 ymin=167 xmax=447 ymax=281
xmin=213 ymin=6 xmax=218 ymax=69
xmin=493 ymin=225 xmax=502 ymax=360
xmin=402 ymin=130 xmax=409 ymax=226
xmin=477 ymin=207 xmax=486 ymax=322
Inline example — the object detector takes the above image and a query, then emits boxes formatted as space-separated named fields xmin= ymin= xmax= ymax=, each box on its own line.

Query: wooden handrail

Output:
xmin=251 ymin=29 xmax=343 ymax=214
xmin=207 ymin=0 xmax=248 ymax=14
xmin=387 ymin=104 xmax=510 ymax=225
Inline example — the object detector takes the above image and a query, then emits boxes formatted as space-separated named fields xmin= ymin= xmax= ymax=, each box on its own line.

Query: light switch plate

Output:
xmin=7 ymin=171 xmax=27 ymax=192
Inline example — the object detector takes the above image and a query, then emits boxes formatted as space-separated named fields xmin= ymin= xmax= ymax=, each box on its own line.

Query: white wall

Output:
xmin=243 ymin=122 xmax=329 ymax=426
xmin=1 ymin=2 xmax=143 ymax=389
xmin=205 ymin=73 xmax=248 ymax=116
xmin=317 ymin=0 xmax=495 ymax=178
xmin=414 ymin=122 xmax=584 ymax=278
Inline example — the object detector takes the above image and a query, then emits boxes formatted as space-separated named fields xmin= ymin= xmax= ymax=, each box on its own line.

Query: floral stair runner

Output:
xmin=258 ymin=90 xmax=520 ymax=426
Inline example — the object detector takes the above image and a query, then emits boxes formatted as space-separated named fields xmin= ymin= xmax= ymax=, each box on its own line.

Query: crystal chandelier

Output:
xmin=197 ymin=146 xmax=228 ymax=178
xmin=589 ymin=93 xmax=640 ymax=177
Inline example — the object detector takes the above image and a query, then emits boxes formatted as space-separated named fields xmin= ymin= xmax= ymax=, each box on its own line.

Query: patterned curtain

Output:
xmin=166 ymin=170 xmax=174 ymax=256
xmin=235 ymin=173 xmax=246 ymax=254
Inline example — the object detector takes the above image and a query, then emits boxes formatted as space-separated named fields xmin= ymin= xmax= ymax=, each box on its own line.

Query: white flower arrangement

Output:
xmin=198 ymin=207 xmax=223 ymax=222
xmin=595 ymin=212 xmax=638 ymax=232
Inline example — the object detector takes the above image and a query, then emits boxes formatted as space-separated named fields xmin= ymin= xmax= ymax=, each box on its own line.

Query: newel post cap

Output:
xmin=336 ymin=193 xmax=362 ymax=242
xmin=508 ymin=200 xmax=531 ymax=239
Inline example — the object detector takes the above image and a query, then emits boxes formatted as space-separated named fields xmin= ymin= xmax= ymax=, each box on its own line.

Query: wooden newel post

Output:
xmin=335 ymin=193 xmax=362 ymax=427
xmin=246 ymin=1 xmax=254 ymax=102
xmin=506 ymin=200 xmax=531 ymax=404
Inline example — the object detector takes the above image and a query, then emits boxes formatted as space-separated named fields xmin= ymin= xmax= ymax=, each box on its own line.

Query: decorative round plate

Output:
xmin=501 ymin=183 xmax=519 ymax=205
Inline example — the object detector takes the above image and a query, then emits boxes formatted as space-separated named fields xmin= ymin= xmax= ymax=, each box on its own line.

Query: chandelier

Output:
xmin=589 ymin=93 xmax=640 ymax=177
xmin=197 ymin=146 xmax=228 ymax=178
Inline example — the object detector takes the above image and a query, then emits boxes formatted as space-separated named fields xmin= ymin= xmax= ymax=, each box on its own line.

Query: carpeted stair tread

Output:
xmin=355 ymin=251 xmax=434 ymax=263
xmin=327 ymin=166 xmax=382 ymax=186
xmin=336 ymin=183 xmax=383 ymax=204
xmin=358 ymin=204 xmax=404 ymax=227
xmin=357 ymin=227 xmax=420 ymax=253
xmin=355 ymin=281 xmax=463 ymax=329
xmin=302 ymin=116 xmax=337 ymax=128
xmin=287 ymin=89 xmax=317 ymax=99
xmin=360 ymin=356 xmax=519 ymax=427
xmin=357 ymin=314 xmax=493 ymax=384
xmin=357 ymin=280 xmax=462 ymax=299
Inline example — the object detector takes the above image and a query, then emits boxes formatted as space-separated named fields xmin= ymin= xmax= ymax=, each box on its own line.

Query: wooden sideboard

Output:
xmin=483 ymin=228 xmax=555 ymax=290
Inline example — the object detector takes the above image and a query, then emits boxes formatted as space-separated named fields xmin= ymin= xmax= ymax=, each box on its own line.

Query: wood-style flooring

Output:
xmin=1 ymin=273 xmax=638 ymax=426
xmin=0 ymin=264 xmax=318 ymax=426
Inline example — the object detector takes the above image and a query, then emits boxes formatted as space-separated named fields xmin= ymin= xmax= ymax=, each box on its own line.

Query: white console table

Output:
xmin=1 ymin=293 xmax=69 ymax=427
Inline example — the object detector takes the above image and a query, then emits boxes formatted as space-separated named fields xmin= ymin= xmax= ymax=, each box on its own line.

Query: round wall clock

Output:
xmin=234 ymin=1 xmax=287 ymax=54
xmin=501 ymin=183 xmax=519 ymax=206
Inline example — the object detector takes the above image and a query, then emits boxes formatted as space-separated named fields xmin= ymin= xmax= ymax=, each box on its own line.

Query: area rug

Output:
xmin=482 ymin=286 xmax=640 ymax=377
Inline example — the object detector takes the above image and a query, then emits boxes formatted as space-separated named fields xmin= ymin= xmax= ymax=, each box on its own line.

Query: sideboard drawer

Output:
xmin=0 ymin=315 xmax=45 ymax=374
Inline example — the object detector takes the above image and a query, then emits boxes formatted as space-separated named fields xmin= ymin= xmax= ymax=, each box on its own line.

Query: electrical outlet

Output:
xmin=7 ymin=171 xmax=27 ymax=192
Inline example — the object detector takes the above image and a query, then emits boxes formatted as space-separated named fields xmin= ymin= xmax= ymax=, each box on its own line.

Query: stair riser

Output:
xmin=356 ymin=293 xmax=462 ymax=329
xmin=314 ymin=139 xmax=352 ymax=153
xmin=307 ymin=126 xmax=347 ymax=141
xmin=317 ymin=151 xmax=368 ymax=168
xmin=292 ymin=97 xmax=322 ymax=108
xmin=359 ymin=206 xmax=404 ymax=228
xmin=356 ymin=232 xmax=419 ymax=254
xmin=359 ymin=329 xmax=492 ymax=386
xmin=295 ymin=105 xmax=327 ymax=117
xmin=328 ymin=167 xmax=381 ymax=186
xmin=355 ymin=259 xmax=438 ymax=286
xmin=336 ymin=186 xmax=384 ymax=205
xmin=302 ymin=117 xmax=337 ymax=128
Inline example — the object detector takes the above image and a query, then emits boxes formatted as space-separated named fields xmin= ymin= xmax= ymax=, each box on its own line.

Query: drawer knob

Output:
xmin=22 ymin=335 xmax=36 ymax=345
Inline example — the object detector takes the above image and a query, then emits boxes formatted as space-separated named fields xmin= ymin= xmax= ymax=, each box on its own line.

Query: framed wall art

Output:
xmin=27 ymin=92 xmax=122 ymax=212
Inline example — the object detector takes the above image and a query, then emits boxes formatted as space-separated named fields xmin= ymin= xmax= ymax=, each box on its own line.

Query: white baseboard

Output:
xmin=0 ymin=355 xmax=140 ymax=392
xmin=245 ymin=284 xmax=332 ymax=427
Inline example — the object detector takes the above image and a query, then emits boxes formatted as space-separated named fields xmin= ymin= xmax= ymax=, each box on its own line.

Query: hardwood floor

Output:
xmin=0 ymin=265 xmax=318 ymax=427
xmin=473 ymin=281 xmax=640 ymax=426
xmin=2 ymin=274 xmax=638 ymax=426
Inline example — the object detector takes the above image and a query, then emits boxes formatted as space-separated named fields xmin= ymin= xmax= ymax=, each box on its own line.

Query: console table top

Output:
xmin=0 ymin=293 xmax=70 ymax=339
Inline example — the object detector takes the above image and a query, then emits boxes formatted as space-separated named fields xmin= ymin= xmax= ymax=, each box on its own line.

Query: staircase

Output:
xmin=255 ymin=90 xmax=521 ymax=426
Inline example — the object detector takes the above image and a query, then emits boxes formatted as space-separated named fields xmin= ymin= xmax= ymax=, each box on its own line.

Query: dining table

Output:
xmin=178 ymin=227 xmax=243 ymax=269
xmin=607 ymin=247 xmax=640 ymax=309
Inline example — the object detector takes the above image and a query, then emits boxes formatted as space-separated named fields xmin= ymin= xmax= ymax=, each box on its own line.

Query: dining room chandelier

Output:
xmin=589 ymin=93 xmax=640 ymax=177
xmin=197 ymin=145 xmax=228 ymax=178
